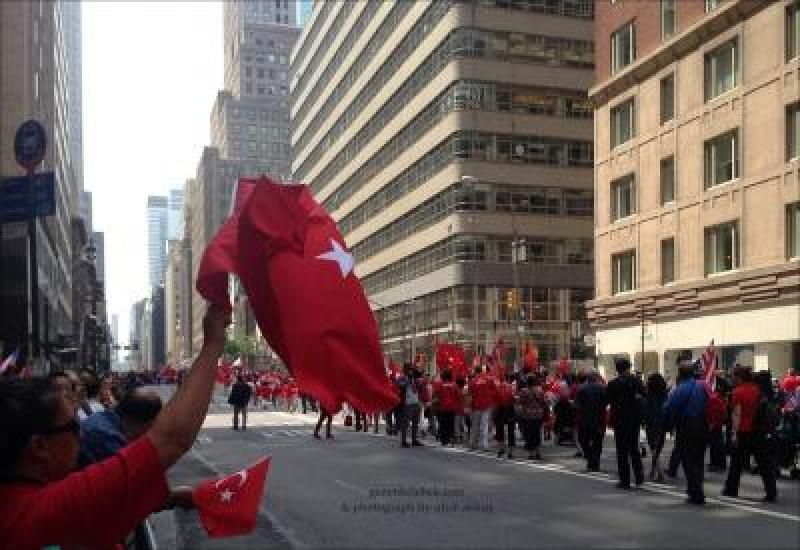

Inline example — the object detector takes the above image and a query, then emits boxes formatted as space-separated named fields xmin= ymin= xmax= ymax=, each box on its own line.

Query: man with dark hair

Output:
xmin=576 ymin=371 xmax=607 ymax=472
xmin=228 ymin=374 xmax=253 ymax=430
xmin=606 ymin=357 xmax=646 ymax=489
xmin=664 ymin=361 xmax=709 ymax=505
xmin=80 ymin=388 xmax=163 ymax=466
xmin=77 ymin=369 xmax=104 ymax=420
xmin=0 ymin=306 xmax=229 ymax=548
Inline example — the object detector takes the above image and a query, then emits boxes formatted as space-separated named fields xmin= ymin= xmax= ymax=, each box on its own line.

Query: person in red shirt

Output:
xmin=780 ymin=366 xmax=800 ymax=394
xmin=433 ymin=370 xmax=462 ymax=446
xmin=722 ymin=366 xmax=777 ymax=502
xmin=0 ymin=306 xmax=230 ymax=550
xmin=494 ymin=375 xmax=517 ymax=459
xmin=468 ymin=366 xmax=497 ymax=451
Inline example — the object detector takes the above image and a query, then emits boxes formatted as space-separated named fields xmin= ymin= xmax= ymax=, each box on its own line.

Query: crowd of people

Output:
xmin=0 ymin=306 xmax=231 ymax=549
xmin=308 ymin=357 xmax=800 ymax=507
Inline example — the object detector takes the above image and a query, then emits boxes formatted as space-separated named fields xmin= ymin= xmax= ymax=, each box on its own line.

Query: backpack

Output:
xmin=754 ymin=395 xmax=780 ymax=435
xmin=515 ymin=388 xmax=546 ymax=420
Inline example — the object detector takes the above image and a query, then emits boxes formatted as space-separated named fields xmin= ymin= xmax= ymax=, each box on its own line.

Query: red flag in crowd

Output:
xmin=436 ymin=342 xmax=468 ymax=378
xmin=701 ymin=340 xmax=717 ymax=386
xmin=196 ymin=177 xmax=398 ymax=414
xmin=193 ymin=457 xmax=271 ymax=538
xmin=523 ymin=343 xmax=538 ymax=371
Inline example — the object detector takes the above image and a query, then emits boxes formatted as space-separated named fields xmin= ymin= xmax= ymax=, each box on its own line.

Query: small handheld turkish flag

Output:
xmin=193 ymin=457 xmax=271 ymax=538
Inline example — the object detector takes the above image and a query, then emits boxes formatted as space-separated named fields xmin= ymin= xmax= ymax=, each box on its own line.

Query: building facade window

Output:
xmin=610 ymin=174 xmax=635 ymax=221
xmin=610 ymin=98 xmax=635 ymax=148
xmin=788 ymin=202 xmax=800 ymax=259
xmin=788 ymin=2 xmax=800 ymax=61
xmin=705 ymin=0 xmax=726 ymax=12
xmin=660 ymin=73 xmax=675 ymax=124
xmin=660 ymin=156 xmax=675 ymax=204
xmin=661 ymin=238 xmax=675 ymax=284
xmin=612 ymin=250 xmax=636 ymax=294
xmin=611 ymin=21 xmax=635 ymax=74
xmin=704 ymin=129 xmax=739 ymax=188
xmin=705 ymin=39 xmax=738 ymax=101
xmin=787 ymin=103 xmax=800 ymax=160
xmin=661 ymin=0 xmax=676 ymax=40
xmin=705 ymin=221 xmax=739 ymax=275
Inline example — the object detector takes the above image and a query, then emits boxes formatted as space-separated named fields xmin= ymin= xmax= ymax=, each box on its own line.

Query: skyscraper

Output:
xmin=290 ymin=1 xmax=595 ymax=364
xmin=147 ymin=196 xmax=168 ymax=287
xmin=167 ymin=188 xmax=184 ymax=241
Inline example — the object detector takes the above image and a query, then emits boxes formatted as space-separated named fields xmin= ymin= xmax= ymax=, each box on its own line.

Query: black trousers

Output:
xmin=438 ymin=411 xmax=455 ymax=445
xmin=400 ymin=404 xmax=421 ymax=444
xmin=677 ymin=417 xmax=708 ymax=502
xmin=579 ymin=425 xmax=604 ymax=470
xmin=724 ymin=431 xmax=777 ymax=498
xmin=493 ymin=406 xmax=516 ymax=449
xmin=614 ymin=424 xmax=644 ymax=486
xmin=708 ymin=426 xmax=727 ymax=469
xmin=519 ymin=418 xmax=542 ymax=451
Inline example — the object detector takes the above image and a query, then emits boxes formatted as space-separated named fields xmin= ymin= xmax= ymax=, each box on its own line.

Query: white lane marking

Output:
xmin=360 ymin=432 xmax=800 ymax=524
xmin=333 ymin=478 xmax=363 ymax=495
xmin=190 ymin=449 xmax=307 ymax=549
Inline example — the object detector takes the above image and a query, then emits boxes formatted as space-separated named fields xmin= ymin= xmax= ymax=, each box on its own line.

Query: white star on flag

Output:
xmin=316 ymin=238 xmax=354 ymax=278
xmin=219 ymin=488 xmax=234 ymax=503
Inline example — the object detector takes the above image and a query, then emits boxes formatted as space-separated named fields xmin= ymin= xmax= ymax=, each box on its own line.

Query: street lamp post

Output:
xmin=510 ymin=198 xmax=529 ymax=369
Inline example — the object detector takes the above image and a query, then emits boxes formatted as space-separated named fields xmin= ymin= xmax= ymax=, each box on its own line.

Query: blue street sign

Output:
xmin=0 ymin=172 xmax=56 ymax=223
xmin=14 ymin=120 xmax=47 ymax=172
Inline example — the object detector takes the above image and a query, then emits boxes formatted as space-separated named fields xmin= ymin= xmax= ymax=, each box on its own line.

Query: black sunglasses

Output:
xmin=37 ymin=419 xmax=80 ymax=437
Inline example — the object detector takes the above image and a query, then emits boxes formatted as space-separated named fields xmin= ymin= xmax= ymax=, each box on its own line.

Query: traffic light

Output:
xmin=506 ymin=288 xmax=519 ymax=311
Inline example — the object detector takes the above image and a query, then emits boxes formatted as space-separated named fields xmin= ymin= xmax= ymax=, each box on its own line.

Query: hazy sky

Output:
xmin=83 ymin=1 xmax=224 ymax=342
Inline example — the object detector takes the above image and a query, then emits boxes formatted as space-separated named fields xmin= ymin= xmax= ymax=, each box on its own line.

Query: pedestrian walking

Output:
xmin=515 ymin=375 xmax=547 ymax=460
xmin=722 ymin=367 xmax=778 ymax=502
xmin=228 ymin=375 xmax=252 ymax=431
xmin=664 ymin=361 xmax=709 ymax=505
xmin=606 ymin=357 xmax=646 ymax=489
xmin=494 ymin=374 xmax=517 ymax=459
xmin=644 ymin=372 xmax=668 ymax=481
xmin=397 ymin=365 xmax=427 ymax=447
xmin=313 ymin=406 xmax=334 ymax=439
xmin=468 ymin=366 xmax=496 ymax=451
xmin=575 ymin=371 xmax=607 ymax=472
xmin=433 ymin=370 xmax=461 ymax=446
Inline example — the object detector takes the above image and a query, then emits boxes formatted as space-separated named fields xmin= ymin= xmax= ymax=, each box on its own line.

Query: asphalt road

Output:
xmin=149 ymin=386 xmax=800 ymax=549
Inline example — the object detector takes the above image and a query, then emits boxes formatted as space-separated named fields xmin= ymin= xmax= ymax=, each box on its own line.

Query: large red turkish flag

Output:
xmin=193 ymin=457 xmax=270 ymax=538
xmin=196 ymin=177 xmax=399 ymax=414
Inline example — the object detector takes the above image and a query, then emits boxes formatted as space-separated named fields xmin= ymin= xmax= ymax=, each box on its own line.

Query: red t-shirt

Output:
xmin=781 ymin=374 xmax=800 ymax=393
xmin=731 ymin=382 xmax=761 ymax=433
xmin=435 ymin=382 xmax=462 ymax=413
xmin=469 ymin=376 xmax=497 ymax=411
xmin=0 ymin=435 xmax=169 ymax=550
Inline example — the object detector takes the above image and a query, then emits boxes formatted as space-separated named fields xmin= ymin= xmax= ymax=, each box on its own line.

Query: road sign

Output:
xmin=0 ymin=172 xmax=56 ymax=222
xmin=14 ymin=120 xmax=47 ymax=171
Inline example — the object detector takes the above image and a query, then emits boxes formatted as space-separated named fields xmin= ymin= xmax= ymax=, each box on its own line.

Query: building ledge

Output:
xmin=589 ymin=0 xmax=767 ymax=106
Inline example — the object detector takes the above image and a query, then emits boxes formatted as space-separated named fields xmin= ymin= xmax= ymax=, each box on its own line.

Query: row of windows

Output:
xmin=607 ymin=108 xmax=800 ymax=222
xmin=243 ymin=53 xmax=288 ymax=66
xmin=227 ymin=106 xmax=289 ymax=123
xmin=611 ymin=203 xmax=800 ymax=295
xmin=349 ymin=182 xmax=593 ymax=263
xmin=474 ymin=0 xmax=593 ymax=19
xmin=292 ymin=0 xmax=337 ymax=82
xmin=322 ymin=126 xmax=592 ymax=220
xmin=243 ymin=66 xmax=287 ymax=81
xmin=292 ymin=0 xmax=378 ymax=105
xmin=339 ymin=178 xmax=592 ymax=243
xmin=362 ymin=234 xmax=592 ymax=296
xmin=612 ymin=2 xmax=799 ymax=78
xmin=293 ymin=1 xmax=442 ymax=159
xmin=297 ymin=71 xmax=591 ymax=183
xmin=228 ymin=124 xmax=290 ymax=141
xmin=375 ymin=286 xmax=586 ymax=340
xmin=243 ymin=81 xmax=288 ymax=96
xmin=300 ymin=75 xmax=590 ymax=192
